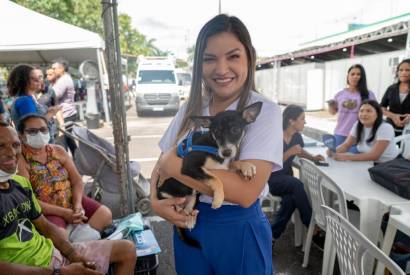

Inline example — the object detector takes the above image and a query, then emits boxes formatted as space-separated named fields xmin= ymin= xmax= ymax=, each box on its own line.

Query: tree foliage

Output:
xmin=12 ymin=0 xmax=168 ymax=77
xmin=13 ymin=0 xmax=104 ymax=34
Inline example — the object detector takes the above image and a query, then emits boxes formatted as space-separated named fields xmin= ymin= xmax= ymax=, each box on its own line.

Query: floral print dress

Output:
xmin=22 ymin=144 xmax=73 ymax=209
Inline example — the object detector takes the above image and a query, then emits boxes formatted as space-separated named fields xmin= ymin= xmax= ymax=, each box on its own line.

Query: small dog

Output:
xmin=157 ymin=101 xmax=263 ymax=247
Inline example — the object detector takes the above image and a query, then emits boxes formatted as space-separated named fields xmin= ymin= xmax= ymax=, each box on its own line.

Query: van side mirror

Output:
xmin=178 ymin=79 xmax=183 ymax=86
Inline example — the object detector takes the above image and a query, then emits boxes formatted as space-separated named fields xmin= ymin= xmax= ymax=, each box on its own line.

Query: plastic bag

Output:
xmin=69 ymin=224 xmax=101 ymax=242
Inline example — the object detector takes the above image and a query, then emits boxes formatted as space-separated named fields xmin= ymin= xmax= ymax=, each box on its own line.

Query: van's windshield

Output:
xmin=138 ymin=70 xmax=176 ymax=84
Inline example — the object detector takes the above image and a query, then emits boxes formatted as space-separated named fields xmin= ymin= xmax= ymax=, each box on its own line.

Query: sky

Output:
xmin=118 ymin=0 xmax=410 ymax=59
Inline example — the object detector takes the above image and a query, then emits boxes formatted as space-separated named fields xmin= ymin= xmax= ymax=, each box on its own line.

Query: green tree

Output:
xmin=13 ymin=0 xmax=103 ymax=34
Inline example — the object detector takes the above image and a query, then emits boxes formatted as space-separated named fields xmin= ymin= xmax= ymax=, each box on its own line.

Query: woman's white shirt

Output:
xmin=349 ymin=121 xmax=399 ymax=162
xmin=159 ymin=91 xmax=283 ymax=205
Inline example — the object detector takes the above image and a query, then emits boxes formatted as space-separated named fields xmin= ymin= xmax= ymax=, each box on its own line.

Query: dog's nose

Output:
xmin=222 ymin=149 xmax=232 ymax=157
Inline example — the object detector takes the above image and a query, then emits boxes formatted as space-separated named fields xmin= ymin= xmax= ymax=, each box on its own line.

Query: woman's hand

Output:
xmin=151 ymin=195 xmax=198 ymax=228
xmin=67 ymin=249 xmax=96 ymax=270
xmin=150 ymin=162 xmax=198 ymax=228
xmin=391 ymin=113 xmax=404 ymax=128
xmin=73 ymin=205 xmax=87 ymax=223
xmin=332 ymin=153 xmax=351 ymax=161
xmin=402 ymin=114 xmax=410 ymax=125
xmin=63 ymin=208 xmax=87 ymax=224
xmin=326 ymin=149 xmax=334 ymax=157
xmin=312 ymin=154 xmax=325 ymax=162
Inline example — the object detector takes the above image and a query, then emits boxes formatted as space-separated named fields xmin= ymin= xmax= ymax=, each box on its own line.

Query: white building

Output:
xmin=256 ymin=12 xmax=410 ymax=110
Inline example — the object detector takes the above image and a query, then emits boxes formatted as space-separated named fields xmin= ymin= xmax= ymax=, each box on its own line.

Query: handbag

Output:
xmin=368 ymin=157 xmax=410 ymax=199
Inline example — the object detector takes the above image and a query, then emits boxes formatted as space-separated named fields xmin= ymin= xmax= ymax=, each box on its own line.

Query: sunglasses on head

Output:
xmin=24 ymin=127 xmax=49 ymax=135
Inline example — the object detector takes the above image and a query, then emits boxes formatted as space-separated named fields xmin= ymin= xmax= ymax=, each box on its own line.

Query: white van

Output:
xmin=135 ymin=56 xmax=180 ymax=116
xmin=175 ymin=68 xmax=192 ymax=101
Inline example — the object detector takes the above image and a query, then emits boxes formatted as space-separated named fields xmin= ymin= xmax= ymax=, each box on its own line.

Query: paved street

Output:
xmin=88 ymin=102 xmax=327 ymax=275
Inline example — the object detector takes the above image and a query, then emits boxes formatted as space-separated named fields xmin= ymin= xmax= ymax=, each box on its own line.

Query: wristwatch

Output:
xmin=53 ymin=268 xmax=61 ymax=275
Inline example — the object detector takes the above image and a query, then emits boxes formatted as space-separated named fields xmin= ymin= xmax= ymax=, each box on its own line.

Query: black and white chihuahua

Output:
xmin=157 ymin=101 xmax=263 ymax=247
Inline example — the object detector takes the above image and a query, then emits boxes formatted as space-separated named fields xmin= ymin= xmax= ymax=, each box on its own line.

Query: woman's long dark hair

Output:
xmin=355 ymin=99 xmax=383 ymax=144
xmin=347 ymin=64 xmax=370 ymax=101
xmin=7 ymin=64 xmax=34 ymax=97
xmin=282 ymin=104 xmax=304 ymax=130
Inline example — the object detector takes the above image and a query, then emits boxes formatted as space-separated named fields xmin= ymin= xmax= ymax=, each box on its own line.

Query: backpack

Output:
xmin=368 ymin=157 xmax=410 ymax=199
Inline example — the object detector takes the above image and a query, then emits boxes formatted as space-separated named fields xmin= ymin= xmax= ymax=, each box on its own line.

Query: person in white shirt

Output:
xmin=328 ymin=99 xmax=399 ymax=163
xmin=149 ymin=14 xmax=282 ymax=275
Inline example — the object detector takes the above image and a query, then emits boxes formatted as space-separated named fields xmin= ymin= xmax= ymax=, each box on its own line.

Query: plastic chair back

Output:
xmin=395 ymin=124 xmax=410 ymax=159
xmin=322 ymin=205 xmax=405 ymax=275
xmin=300 ymin=158 xmax=348 ymax=227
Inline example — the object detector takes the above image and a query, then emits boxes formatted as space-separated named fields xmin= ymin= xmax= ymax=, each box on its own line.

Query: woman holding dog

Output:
xmin=327 ymin=64 xmax=376 ymax=151
xmin=150 ymin=14 xmax=282 ymax=275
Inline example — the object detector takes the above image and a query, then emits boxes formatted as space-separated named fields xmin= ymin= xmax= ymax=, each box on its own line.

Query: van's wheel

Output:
xmin=136 ymin=198 xmax=151 ymax=216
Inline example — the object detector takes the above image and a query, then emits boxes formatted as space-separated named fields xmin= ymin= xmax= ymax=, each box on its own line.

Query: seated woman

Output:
xmin=328 ymin=99 xmax=399 ymax=163
xmin=17 ymin=113 xmax=112 ymax=238
xmin=269 ymin=105 xmax=325 ymax=243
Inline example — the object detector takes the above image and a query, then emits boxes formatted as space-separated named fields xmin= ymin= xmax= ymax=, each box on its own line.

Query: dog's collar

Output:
xmin=177 ymin=131 xmax=219 ymax=158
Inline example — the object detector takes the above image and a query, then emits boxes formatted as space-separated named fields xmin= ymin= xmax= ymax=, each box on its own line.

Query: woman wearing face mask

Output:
xmin=327 ymin=100 xmax=399 ymax=163
xmin=16 ymin=114 xmax=112 ymax=238
xmin=327 ymin=64 xmax=376 ymax=151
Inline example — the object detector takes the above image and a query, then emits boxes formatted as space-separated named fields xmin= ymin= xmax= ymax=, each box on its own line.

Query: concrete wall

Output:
xmin=256 ymin=49 xmax=406 ymax=108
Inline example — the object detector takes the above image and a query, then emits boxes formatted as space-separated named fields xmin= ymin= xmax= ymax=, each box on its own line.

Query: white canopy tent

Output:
xmin=0 ymin=0 xmax=110 ymax=122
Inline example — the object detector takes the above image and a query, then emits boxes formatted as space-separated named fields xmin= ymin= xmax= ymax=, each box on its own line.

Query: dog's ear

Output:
xmin=190 ymin=116 xmax=213 ymax=128
xmin=242 ymin=102 xmax=262 ymax=123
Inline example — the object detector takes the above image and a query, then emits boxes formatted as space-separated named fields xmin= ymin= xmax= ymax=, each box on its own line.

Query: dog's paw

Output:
xmin=211 ymin=194 xmax=224 ymax=209
xmin=238 ymin=162 xmax=256 ymax=180
xmin=186 ymin=216 xmax=197 ymax=230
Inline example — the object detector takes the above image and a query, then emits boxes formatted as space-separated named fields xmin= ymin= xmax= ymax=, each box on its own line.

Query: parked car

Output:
xmin=176 ymin=69 xmax=192 ymax=101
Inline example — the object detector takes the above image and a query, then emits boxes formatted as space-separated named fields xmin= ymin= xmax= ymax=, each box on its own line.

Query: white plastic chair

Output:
xmin=322 ymin=205 xmax=405 ymax=275
xmin=260 ymin=193 xmax=304 ymax=247
xmin=394 ymin=123 xmax=410 ymax=159
xmin=375 ymin=203 xmax=410 ymax=275
xmin=300 ymin=158 xmax=348 ymax=275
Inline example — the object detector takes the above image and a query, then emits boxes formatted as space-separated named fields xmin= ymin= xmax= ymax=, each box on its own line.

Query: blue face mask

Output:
xmin=26 ymin=132 xmax=50 ymax=149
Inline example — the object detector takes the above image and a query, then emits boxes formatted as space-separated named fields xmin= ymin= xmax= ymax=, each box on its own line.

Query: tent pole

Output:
xmin=406 ymin=19 xmax=410 ymax=58
xmin=97 ymin=48 xmax=110 ymax=123
xmin=101 ymin=0 xmax=129 ymax=215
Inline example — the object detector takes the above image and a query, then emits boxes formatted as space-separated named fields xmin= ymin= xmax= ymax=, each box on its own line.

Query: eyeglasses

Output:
xmin=24 ymin=127 xmax=49 ymax=135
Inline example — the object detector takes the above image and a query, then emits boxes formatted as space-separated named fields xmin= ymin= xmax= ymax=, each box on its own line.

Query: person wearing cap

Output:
xmin=16 ymin=114 xmax=112 ymax=239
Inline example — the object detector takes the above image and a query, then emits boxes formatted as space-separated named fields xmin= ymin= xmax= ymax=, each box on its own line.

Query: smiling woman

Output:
xmin=327 ymin=64 xmax=376 ymax=152
xmin=202 ymin=32 xmax=249 ymax=105
xmin=328 ymin=99 xmax=399 ymax=163
xmin=150 ymin=14 xmax=282 ymax=275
